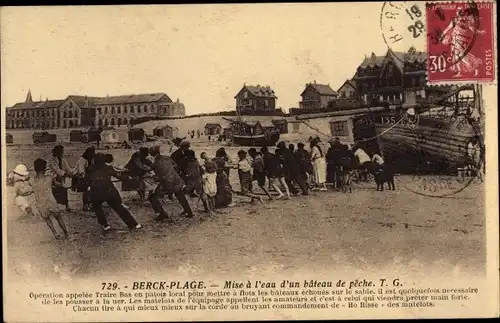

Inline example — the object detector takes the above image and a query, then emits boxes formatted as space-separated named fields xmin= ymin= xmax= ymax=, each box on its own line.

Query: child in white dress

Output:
xmin=30 ymin=159 xmax=69 ymax=239
xmin=11 ymin=164 xmax=36 ymax=216
xmin=202 ymin=161 xmax=218 ymax=210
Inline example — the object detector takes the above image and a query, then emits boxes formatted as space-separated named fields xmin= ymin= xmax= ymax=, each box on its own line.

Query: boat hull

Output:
xmin=374 ymin=116 xmax=479 ymax=174
xmin=232 ymin=133 xmax=280 ymax=147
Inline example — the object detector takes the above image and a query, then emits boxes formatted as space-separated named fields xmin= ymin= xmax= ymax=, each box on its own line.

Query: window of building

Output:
xmin=69 ymin=111 xmax=73 ymax=118
xmin=118 ymin=106 xmax=121 ymax=113
xmin=111 ymin=118 xmax=115 ymax=126
xmin=244 ymin=92 xmax=248 ymax=98
xmin=104 ymin=119 xmax=109 ymax=126
xmin=330 ymin=120 xmax=348 ymax=137
xmin=131 ymin=106 xmax=135 ymax=114
xmin=264 ymin=99 xmax=268 ymax=107
xmin=69 ymin=102 xmax=73 ymax=109
xmin=69 ymin=120 xmax=74 ymax=127
xmin=117 ymin=118 xmax=121 ymax=126
xmin=105 ymin=107 xmax=108 ymax=114
xmin=138 ymin=106 xmax=141 ymax=113
xmin=124 ymin=106 xmax=128 ymax=113
xmin=124 ymin=118 xmax=128 ymax=125
xmin=248 ymin=99 xmax=252 ymax=105
xmin=150 ymin=105 xmax=154 ymax=112
xmin=98 ymin=108 xmax=102 ymax=114
xmin=63 ymin=120 xmax=67 ymax=128
xmin=111 ymin=106 xmax=115 ymax=114
xmin=130 ymin=117 xmax=134 ymax=126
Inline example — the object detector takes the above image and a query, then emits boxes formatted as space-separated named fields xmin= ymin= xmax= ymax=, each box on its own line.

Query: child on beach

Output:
xmin=11 ymin=164 xmax=36 ymax=217
xmin=248 ymin=148 xmax=273 ymax=200
xmin=202 ymin=160 xmax=218 ymax=210
xmin=261 ymin=146 xmax=291 ymax=200
xmin=235 ymin=150 xmax=264 ymax=204
xmin=30 ymin=159 xmax=69 ymax=239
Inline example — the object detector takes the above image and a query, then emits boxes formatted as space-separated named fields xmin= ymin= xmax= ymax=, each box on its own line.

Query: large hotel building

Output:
xmin=5 ymin=90 xmax=186 ymax=129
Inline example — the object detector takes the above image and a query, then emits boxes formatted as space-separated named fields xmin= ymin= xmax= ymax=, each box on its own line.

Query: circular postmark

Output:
xmin=403 ymin=87 xmax=484 ymax=198
xmin=380 ymin=1 xmax=480 ymax=70
xmin=380 ymin=1 xmax=428 ymax=58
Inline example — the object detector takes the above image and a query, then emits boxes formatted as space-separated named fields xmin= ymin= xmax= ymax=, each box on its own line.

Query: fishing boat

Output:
xmin=372 ymin=85 xmax=482 ymax=174
xmin=222 ymin=117 xmax=280 ymax=147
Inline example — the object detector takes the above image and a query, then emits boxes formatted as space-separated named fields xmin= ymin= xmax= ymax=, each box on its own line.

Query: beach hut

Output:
xmin=204 ymin=123 xmax=222 ymax=136
xmin=260 ymin=120 xmax=276 ymax=132
xmin=6 ymin=133 xmax=13 ymax=144
xmin=70 ymin=130 xmax=87 ymax=143
xmin=153 ymin=125 xmax=179 ymax=139
xmin=100 ymin=127 xmax=120 ymax=144
xmin=128 ymin=128 xmax=145 ymax=142
xmin=87 ymin=127 xmax=102 ymax=143
xmin=272 ymin=119 xmax=288 ymax=134
xmin=32 ymin=132 xmax=57 ymax=144
xmin=288 ymin=120 xmax=302 ymax=133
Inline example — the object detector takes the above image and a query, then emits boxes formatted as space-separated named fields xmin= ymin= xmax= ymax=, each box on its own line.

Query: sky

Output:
xmin=1 ymin=3 xmax=425 ymax=114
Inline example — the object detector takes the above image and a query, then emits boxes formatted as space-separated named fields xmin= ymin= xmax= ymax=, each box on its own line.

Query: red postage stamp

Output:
xmin=426 ymin=1 xmax=495 ymax=82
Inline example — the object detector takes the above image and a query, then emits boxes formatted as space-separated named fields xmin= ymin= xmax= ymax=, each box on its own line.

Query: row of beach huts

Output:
xmin=4 ymin=118 xmax=291 ymax=145
xmin=4 ymin=125 xmax=179 ymax=145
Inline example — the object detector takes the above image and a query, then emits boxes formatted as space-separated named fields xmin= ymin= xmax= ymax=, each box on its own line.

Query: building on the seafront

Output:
xmin=292 ymin=106 xmax=387 ymax=146
xmin=337 ymin=79 xmax=357 ymax=99
xmin=299 ymin=81 xmax=338 ymax=110
xmin=353 ymin=47 xmax=450 ymax=106
xmin=94 ymin=93 xmax=174 ymax=127
xmin=5 ymin=90 xmax=63 ymax=129
xmin=6 ymin=91 xmax=186 ymax=129
xmin=235 ymin=84 xmax=277 ymax=115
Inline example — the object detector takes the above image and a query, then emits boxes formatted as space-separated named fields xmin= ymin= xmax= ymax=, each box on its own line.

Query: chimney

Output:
xmin=177 ymin=98 xmax=179 ymax=103
xmin=314 ymin=80 xmax=316 ymax=84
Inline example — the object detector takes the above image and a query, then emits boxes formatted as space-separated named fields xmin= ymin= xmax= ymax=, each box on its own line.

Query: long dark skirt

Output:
xmin=215 ymin=172 xmax=233 ymax=208
xmin=52 ymin=186 xmax=69 ymax=206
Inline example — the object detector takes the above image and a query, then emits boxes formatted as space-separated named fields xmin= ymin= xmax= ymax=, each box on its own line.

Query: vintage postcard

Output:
xmin=1 ymin=2 xmax=498 ymax=321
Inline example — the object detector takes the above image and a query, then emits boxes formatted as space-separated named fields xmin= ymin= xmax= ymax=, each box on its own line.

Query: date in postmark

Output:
xmin=426 ymin=1 xmax=495 ymax=83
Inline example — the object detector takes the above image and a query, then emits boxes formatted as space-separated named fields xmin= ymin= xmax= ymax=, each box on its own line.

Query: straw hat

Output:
xmin=13 ymin=164 xmax=29 ymax=176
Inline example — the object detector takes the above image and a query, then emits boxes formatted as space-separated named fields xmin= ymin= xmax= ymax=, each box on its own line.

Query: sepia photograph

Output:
xmin=1 ymin=2 xmax=498 ymax=321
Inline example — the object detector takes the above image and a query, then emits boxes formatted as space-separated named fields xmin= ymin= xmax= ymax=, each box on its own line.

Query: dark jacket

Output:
xmin=276 ymin=147 xmax=299 ymax=177
xmin=125 ymin=152 xmax=152 ymax=178
xmin=295 ymin=148 xmax=312 ymax=174
xmin=86 ymin=164 xmax=128 ymax=201
xmin=170 ymin=148 xmax=188 ymax=174
xmin=152 ymin=154 xmax=184 ymax=193
xmin=263 ymin=152 xmax=283 ymax=178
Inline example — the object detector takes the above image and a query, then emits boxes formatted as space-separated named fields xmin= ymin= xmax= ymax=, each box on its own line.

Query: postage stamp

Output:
xmin=426 ymin=1 xmax=496 ymax=83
